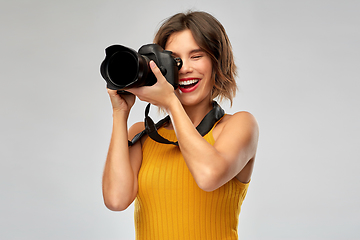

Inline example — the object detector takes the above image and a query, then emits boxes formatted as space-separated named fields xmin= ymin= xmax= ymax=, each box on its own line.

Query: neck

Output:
xmin=182 ymin=99 xmax=213 ymax=127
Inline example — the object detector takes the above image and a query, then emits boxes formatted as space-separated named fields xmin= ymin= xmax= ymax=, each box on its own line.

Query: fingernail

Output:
xmin=150 ymin=61 xmax=156 ymax=68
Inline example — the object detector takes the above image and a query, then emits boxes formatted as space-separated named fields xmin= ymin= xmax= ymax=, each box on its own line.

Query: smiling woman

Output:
xmin=102 ymin=10 xmax=259 ymax=240
xmin=154 ymin=11 xmax=238 ymax=105
xmin=165 ymin=29 xmax=214 ymax=105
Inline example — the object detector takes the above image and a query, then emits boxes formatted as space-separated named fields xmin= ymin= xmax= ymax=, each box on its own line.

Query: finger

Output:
xmin=149 ymin=61 xmax=166 ymax=82
xmin=107 ymin=88 xmax=118 ymax=96
xmin=126 ymin=87 xmax=138 ymax=95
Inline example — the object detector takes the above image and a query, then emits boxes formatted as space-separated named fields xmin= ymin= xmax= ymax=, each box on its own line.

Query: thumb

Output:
xmin=149 ymin=61 xmax=166 ymax=81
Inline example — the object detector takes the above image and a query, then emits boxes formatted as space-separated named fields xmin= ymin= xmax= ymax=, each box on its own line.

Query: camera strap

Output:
xmin=128 ymin=101 xmax=225 ymax=146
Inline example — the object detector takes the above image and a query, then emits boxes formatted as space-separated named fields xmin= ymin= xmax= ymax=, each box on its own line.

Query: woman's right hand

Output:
xmin=107 ymin=89 xmax=136 ymax=113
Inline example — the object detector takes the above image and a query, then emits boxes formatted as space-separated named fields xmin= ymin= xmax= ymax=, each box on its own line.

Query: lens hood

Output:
xmin=100 ymin=43 xmax=182 ymax=91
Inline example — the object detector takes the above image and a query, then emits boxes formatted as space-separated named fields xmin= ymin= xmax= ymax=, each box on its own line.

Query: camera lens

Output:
xmin=107 ymin=51 xmax=138 ymax=87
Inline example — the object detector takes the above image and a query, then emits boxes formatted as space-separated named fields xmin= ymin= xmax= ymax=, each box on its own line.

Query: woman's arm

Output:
xmin=166 ymin=98 xmax=259 ymax=192
xmin=129 ymin=62 xmax=259 ymax=192
xmin=102 ymin=90 xmax=143 ymax=211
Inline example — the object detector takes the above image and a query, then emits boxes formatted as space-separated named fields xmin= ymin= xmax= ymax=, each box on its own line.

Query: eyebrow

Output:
xmin=190 ymin=49 xmax=204 ymax=54
xmin=171 ymin=48 xmax=205 ymax=57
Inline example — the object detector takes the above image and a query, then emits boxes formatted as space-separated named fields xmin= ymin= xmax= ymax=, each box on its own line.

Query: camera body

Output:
xmin=100 ymin=44 xmax=182 ymax=91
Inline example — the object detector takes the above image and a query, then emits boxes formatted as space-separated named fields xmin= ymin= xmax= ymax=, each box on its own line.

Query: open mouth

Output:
xmin=179 ymin=79 xmax=199 ymax=89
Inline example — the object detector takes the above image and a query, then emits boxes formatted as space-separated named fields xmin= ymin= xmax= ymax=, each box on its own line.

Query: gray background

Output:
xmin=1 ymin=0 xmax=359 ymax=239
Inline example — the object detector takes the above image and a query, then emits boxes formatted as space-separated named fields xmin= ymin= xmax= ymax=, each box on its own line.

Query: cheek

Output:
xmin=197 ymin=59 xmax=213 ymax=77
xmin=205 ymin=60 xmax=214 ymax=77
xmin=202 ymin=61 xmax=214 ymax=84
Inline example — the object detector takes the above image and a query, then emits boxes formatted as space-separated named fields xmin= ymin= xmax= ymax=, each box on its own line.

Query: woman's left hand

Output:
xmin=126 ymin=61 xmax=177 ymax=110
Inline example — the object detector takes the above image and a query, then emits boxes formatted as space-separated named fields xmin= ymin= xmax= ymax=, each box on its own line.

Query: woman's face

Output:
xmin=165 ymin=29 xmax=214 ymax=107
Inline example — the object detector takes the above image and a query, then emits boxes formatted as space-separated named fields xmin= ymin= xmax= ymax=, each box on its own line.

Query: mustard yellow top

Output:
xmin=134 ymin=120 xmax=249 ymax=240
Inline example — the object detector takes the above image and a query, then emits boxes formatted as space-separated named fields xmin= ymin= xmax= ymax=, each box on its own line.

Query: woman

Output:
xmin=102 ymin=11 xmax=259 ymax=240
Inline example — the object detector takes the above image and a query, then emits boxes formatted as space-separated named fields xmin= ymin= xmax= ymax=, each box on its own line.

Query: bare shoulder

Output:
xmin=128 ymin=122 xmax=145 ymax=140
xmin=213 ymin=111 xmax=259 ymax=140
xmin=222 ymin=111 xmax=257 ymax=125
xmin=229 ymin=111 xmax=258 ymax=131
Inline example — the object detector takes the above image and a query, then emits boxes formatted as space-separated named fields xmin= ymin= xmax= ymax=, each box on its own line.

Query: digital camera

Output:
xmin=100 ymin=44 xmax=183 ymax=91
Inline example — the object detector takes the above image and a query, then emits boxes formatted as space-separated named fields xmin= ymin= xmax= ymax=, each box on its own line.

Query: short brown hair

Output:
xmin=154 ymin=11 xmax=237 ymax=105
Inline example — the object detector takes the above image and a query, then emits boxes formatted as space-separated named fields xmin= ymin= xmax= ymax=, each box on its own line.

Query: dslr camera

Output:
xmin=100 ymin=44 xmax=183 ymax=91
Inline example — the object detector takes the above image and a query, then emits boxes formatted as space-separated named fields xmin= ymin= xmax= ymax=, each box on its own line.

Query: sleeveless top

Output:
xmin=134 ymin=119 xmax=249 ymax=240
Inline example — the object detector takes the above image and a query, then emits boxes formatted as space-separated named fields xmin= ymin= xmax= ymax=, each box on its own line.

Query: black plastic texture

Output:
xmin=100 ymin=44 xmax=181 ymax=90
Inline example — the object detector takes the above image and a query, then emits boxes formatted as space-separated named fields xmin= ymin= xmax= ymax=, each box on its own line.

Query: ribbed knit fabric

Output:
xmin=134 ymin=121 xmax=249 ymax=240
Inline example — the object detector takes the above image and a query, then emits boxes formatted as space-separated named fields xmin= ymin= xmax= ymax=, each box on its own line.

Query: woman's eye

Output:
xmin=192 ymin=55 xmax=202 ymax=59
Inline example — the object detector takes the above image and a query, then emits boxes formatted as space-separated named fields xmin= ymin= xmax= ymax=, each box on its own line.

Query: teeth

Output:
xmin=180 ymin=79 xmax=199 ymax=86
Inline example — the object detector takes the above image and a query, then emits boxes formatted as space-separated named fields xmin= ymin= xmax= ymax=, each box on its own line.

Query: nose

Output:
xmin=178 ymin=59 xmax=192 ymax=75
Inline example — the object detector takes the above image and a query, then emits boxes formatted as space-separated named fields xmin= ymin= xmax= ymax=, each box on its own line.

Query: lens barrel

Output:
xmin=107 ymin=51 xmax=138 ymax=87
xmin=100 ymin=45 xmax=153 ymax=90
xmin=101 ymin=44 xmax=180 ymax=91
